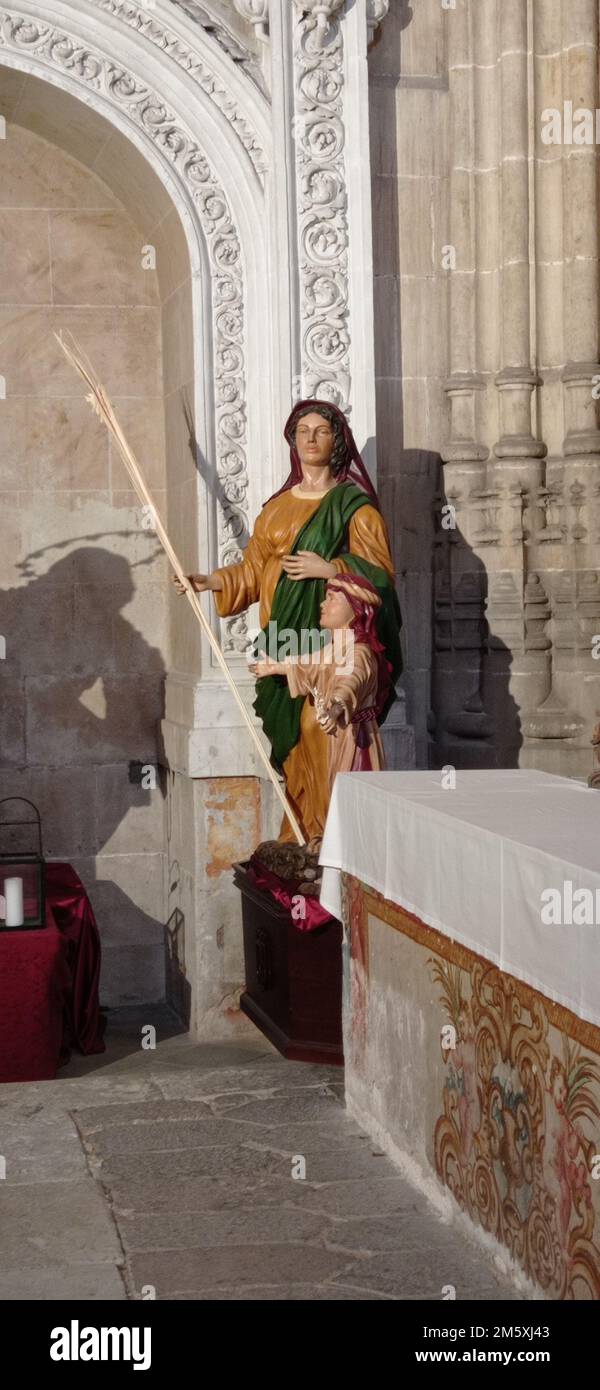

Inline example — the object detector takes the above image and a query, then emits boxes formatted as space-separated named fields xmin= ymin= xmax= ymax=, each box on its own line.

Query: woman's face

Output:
xmin=294 ymin=412 xmax=335 ymax=470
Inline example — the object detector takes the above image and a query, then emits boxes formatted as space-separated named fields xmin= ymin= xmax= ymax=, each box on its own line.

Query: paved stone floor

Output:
xmin=0 ymin=1006 xmax=526 ymax=1301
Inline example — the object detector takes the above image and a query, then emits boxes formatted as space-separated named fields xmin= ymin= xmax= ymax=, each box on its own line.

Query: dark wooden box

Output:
xmin=233 ymin=862 xmax=343 ymax=1065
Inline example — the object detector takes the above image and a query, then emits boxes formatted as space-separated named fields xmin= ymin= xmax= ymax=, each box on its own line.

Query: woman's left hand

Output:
xmin=281 ymin=551 xmax=336 ymax=581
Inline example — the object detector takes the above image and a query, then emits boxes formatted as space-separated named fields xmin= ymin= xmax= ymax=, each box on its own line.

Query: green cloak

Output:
xmin=253 ymin=483 xmax=403 ymax=768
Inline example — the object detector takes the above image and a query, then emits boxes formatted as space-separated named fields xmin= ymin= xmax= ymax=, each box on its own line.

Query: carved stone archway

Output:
xmin=0 ymin=0 xmax=390 ymax=1032
xmin=0 ymin=0 xmax=281 ymax=681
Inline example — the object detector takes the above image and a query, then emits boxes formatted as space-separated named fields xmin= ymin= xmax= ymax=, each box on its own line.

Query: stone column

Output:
xmin=561 ymin=0 xmax=600 ymax=458
xmin=441 ymin=0 xmax=487 ymax=481
xmin=493 ymin=0 xmax=544 ymax=463
xmin=548 ymin=0 xmax=600 ymax=774
xmin=473 ymin=0 xmax=500 ymax=454
xmin=517 ymin=0 xmax=599 ymax=772
xmin=533 ymin=0 xmax=564 ymax=462
xmin=436 ymin=1 xmax=490 ymax=766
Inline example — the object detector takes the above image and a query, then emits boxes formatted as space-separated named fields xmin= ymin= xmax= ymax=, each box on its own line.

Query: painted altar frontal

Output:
xmin=320 ymin=771 xmax=600 ymax=1300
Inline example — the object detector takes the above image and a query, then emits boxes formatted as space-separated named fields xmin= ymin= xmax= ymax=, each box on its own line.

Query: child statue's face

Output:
xmin=320 ymin=588 xmax=355 ymax=630
xmin=294 ymin=413 xmax=335 ymax=470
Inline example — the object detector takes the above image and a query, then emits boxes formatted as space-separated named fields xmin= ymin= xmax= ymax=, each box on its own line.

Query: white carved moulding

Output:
xmin=292 ymin=0 xmax=351 ymax=409
xmin=233 ymin=0 xmax=269 ymax=42
xmin=95 ymin=0 xmax=267 ymax=175
xmin=367 ymin=0 xmax=390 ymax=43
xmin=293 ymin=0 xmax=345 ymax=51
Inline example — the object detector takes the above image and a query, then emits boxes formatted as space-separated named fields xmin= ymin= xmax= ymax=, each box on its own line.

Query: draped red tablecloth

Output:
xmin=247 ymin=856 xmax=334 ymax=931
xmin=0 ymin=863 xmax=105 ymax=1083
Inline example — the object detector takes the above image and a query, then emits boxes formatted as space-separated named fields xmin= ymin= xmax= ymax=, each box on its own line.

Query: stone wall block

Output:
xmin=100 ymin=944 xmax=165 ymax=1008
xmin=50 ymin=210 xmax=159 ymax=307
xmin=161 ymin=283 xmax=195 ymax=397
xmin=26 ymin=675 xmax=163 ymax=766
xmin=396 ymin=90 xmax=449 ymax=179
xmin=373 ymin=275 xmax=402 ymax=380
xmin=95 ymin=764 xmax=165 ymax=857
xmin=0 ymin=765 xmax=96 ymax=857
xmin=0 ymin=674 xmax=25 ymax=766
xmin=0 ymin=584 xmax=73 ymax=675
xmin=0 ymin=209 xmax=52 ymax=305
xmin=535 ymin=160 xmax=563 ymax=269
xmin=108 ymin=397 xmax=167 ymax=491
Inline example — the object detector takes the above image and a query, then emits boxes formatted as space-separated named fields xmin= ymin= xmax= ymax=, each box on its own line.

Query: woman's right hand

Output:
xmin=172 ymin=573 xmax=221 ymax=595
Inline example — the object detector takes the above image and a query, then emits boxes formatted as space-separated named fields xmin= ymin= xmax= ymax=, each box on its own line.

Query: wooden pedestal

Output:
xmin=233 ymin=862 xmax=343 ymax=1065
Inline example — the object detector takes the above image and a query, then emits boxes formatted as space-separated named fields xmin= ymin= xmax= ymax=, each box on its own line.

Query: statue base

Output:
xmin=233 ymin=862 xmax=343 ymax=1065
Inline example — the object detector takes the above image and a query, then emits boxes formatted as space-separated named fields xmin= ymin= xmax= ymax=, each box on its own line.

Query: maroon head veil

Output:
xmin=268 ymin=398 xmax=379 ymax=506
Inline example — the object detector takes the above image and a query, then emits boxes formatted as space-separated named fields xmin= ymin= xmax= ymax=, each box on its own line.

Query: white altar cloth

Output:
xmin=319 ymin=770 xmax=600 ymax=1028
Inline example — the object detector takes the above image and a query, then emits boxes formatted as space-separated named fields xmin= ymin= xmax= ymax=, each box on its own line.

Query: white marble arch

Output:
xmin=0 ymin=0 xmax=295 ymax=775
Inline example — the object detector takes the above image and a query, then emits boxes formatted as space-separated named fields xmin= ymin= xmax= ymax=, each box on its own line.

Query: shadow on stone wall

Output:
xmin=0 ymin=544 xmax=172 ymax=1020
xmin=181 ymin=388 xmax=249 ymax=552
xmin=369 ymin=5 xmax=521 ymax=773
xmin=380 ymin=451 xmax=522 ymax=772
xmin=431 ymin=485 xmax=523 ymax=771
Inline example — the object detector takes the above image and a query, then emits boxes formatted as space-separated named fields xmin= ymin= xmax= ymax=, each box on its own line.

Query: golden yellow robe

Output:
xmin=213 ymin=484 xmax=394 ymax=841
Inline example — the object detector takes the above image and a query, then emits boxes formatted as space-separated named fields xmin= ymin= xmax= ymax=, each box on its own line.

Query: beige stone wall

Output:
xmin=369 ymin=0 xmax=449 ymax=767
xmin=369 ymin=1 xmax=600 ymax=780
xmin=0 ymin=119 xmax=168 ymax=1005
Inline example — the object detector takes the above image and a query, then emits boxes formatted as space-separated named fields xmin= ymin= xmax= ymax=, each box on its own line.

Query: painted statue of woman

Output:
xmin=175 ymin=399 xmax=402 ymax=841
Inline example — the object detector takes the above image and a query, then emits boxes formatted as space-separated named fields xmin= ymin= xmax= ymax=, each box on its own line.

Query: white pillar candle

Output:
xmin=4 ymin=877 xmax=24 ymax=927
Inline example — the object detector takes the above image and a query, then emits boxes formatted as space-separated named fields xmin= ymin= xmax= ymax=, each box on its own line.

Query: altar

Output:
xmin=319 ymin=771 xmax=600 ymax=1300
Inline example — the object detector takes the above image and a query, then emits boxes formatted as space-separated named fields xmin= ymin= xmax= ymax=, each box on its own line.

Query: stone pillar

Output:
xmin=473 ymin=0 xmax=501 ymax=454
xmin=436 ymin=0 xmax=490 ymax=766
xmin=518 ymin=0 xmax=600 ymax=772
xmin=483 ymin=1 xmax=545 ymax=767
xmin=493 ymin=0 xmax=544 ymax=463
xmin=546 ymin=0 xmax=600 ymax=774
xmin=441 ymin=0 xmax=487 ymax=477
xmin=561 ymin=0 xmax=600 ymax=459
xmin=533 ymin=0 xmax=564 ymax=461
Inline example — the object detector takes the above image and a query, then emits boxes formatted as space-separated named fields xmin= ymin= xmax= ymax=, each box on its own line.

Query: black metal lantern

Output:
xmin=0 ymin=798 xmax=46 ymax=930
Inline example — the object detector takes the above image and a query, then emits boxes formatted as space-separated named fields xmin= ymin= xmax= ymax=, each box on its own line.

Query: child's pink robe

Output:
xmin=284 ymin=641 xmax=385 ymax=787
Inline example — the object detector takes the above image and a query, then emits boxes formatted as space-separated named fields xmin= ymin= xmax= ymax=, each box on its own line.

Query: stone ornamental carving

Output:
xmin=94 ymin=0 xmax=267 ymax=174
xmin=0 ymin=6 xmax=252 ymax=653
xmin=293 ymin=2 xmax=345 ymax=49
xmin=232 ymin=0 xmax=390 ymax=47
xmin=233 ymin=0 xmax=269 ymax=41
xmin=366 ymin=0 xmax=390 ymax=42
xmin=292 ymin=1 xmax=350 ymax=411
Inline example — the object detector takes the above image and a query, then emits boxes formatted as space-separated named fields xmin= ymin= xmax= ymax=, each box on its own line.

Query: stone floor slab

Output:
xmin=127 ymin=1243 xmax=355 ymax=1296
xmin=0 ymin=1006 xmax=527 ymax=1302
xmin=118 ymin=1206 xmax=328 ymax=1253
xmin=0 ymin=1264 xmax=127 ymax=1301
xmin=0 ymin=1178 xmax=123 ymax=1268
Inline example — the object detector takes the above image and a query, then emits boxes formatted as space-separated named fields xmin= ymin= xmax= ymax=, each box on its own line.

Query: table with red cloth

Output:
xmin=0 ymin=863 xmax=106 ymax=1083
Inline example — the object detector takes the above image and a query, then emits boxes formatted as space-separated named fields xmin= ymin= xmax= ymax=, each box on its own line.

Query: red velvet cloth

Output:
xmin=0 ymin=862 xmax=105 ymax=1083
xmin=248 ymin=857 xmax=334 ymax=932
xmin=45 ymin=863 xmax=106 ymax=1061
